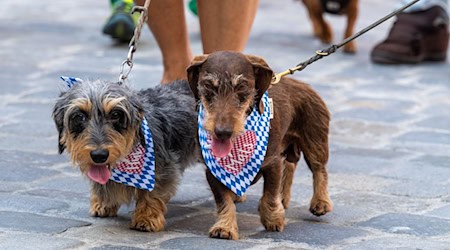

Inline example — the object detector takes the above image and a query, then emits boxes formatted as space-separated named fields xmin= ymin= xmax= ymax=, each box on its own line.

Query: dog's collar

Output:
xmin=198 ymin=91 xmax=271 ymax=196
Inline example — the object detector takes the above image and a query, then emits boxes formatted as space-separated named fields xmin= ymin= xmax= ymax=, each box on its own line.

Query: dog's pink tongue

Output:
xmin=211 ymin=138 xmax=232 ymax=158
xmin=87 ymin=164 xmax=110 ymax=185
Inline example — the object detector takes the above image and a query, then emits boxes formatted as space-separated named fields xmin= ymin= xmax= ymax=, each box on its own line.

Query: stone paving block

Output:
xmin=37 ymin=175 xmax=90 ymax=193
xmin=285 ymin=204 xmax=374 ymax=226
xmin=0 ymin=211 xmax=90 ymax=233
xmin=327 ymin=147 xmax=408 ymax=175
xmin=331 ymin=120 xmax=400 ymax=146
xmin=0 ymin=106 xmax=23 ymax=118
xmin=171 ymin=166 xmax=212 ymax=204
xmin=168 ymin=212 xmax=264 ymax=238
xmin=384 ymin=181 xmax=450 ymax=198
xmin=166 ymin=204 xmax=200 ymax=221
xmin=422 ymin=104 xmax=450 ymax=116
xmin=376 ymin=159 xmax=450 ymax=183
xmin=332 ymin=192 xmax=431 ymax=214
xmin=0 ymin=135 xmax=55 ymax=153
xmin=23 ymin=188 xmax=90 ymax=202
xmin=333 ymin=105 xmax=412 ymax=123
xmin=10 ymin=103 xmax=54 ymax=122
xmin=91 ymin=245 xmax=147 ymax=250
xmin=160 ymin=236 xmax=257 ymax=250
xmin=0 ymin=232 xmax=85 ymax=249
xmin=0 ymin=149 xmax=63 ymax=169
xmin=1 ymin=120 xmax=55 ymax=137
xmin=427 ymin=205 xmax=450 ymax=220
xmin=22 ymin=88 xmax=61 ymax=100
xmin=0 ymin=193 xmax=70 ymax=214
xmin=395 ymin=131 xmax=450 ymax=145
xmin=0 ymin=181 xmax=26 ymax=193
xmin=63 ymin=223 xmax=163 ymax=246
xmin=357 ymin=213 xmax=450 ymax=236
xmin=251 ymin=221 xmax=367 ymax=247
xmin=416 ymin=116 xmax=450 ymax=131
xmin=342 ymin=237 xmax=450 ymax=250
xmin=412 ymin=155 xmax=450 ymax=169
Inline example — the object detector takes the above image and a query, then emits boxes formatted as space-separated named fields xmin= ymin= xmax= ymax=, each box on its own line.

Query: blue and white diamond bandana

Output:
xmin=111 ymin=117 xmax=156 ymax=191
xmin=60 ymin=76 xmax=156 ymax=191
xmin=198 ymin=92 xmax=271 ymax=196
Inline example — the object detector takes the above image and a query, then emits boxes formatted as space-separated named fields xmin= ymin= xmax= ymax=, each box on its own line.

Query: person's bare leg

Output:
xmin=197 ymin=0 xmax=259 ymax=53
xmin=135 ymin=0 xmax=192 ymax=83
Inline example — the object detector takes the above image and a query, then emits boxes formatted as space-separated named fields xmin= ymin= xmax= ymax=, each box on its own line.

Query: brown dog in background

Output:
xmin=187 ymin=51 xmax=332 ymax=240
xmin=302 ymin=0 xmax=359 ymax=53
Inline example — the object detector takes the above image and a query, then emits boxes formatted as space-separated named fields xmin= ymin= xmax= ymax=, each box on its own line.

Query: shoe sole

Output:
xmin=371 ymin=51 xmax=447 ymax=64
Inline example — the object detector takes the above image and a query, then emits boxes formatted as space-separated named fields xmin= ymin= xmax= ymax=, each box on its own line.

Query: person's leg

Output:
xmin=135 ymin=0 xmax=192 ymax=83
xmin=197 ymin=0 xmax=259 ymax=53
xmin=371 ymin=0 xmax=449 ymax=64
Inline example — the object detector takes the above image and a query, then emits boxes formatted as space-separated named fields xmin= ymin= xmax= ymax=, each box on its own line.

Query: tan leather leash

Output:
xmin=271 ymin=0 xmax=421 ymax=84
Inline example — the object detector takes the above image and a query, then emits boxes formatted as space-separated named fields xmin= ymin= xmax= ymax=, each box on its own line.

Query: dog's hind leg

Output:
xmin=302 ymin=140 xmax=333 ymax=217
xmin=259 ymin=157 xmax=286 ymax=232
xmin=281 ymin=143 xmax=301 ymax=209
xmin=206 ymin=170 xmax=239 ymax=240
xmin=343 ymin=0 xmax=358 ymax=53
xmin=131 ymin=189 xmax=169 ymax=232
xmin=281 ymin=161 xmax=297 ymax=209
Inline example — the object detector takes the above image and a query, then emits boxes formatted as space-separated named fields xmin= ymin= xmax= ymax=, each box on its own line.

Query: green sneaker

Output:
xmin=102 ymin=0 xmax=138 ymax=43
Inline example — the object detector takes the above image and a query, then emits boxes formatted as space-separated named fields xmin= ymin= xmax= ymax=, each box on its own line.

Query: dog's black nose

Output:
xmin=214 ymin=127 xmax=233 ymax=140
xmin=90 ymin=149 xmax=109 ymax=163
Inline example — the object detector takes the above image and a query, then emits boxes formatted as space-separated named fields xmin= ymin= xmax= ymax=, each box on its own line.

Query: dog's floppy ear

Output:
xmin=187 ymin=55 xmax=208 ymax=100
xmin=246 ymin=55 xmax=274 ymax=113
xmin=52 ymin=97 xmax=67 ymax=154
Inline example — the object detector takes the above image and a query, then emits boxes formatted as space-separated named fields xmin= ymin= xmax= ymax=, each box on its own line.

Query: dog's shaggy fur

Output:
xmin=301 ymin=0 xmax=359 ymax=53
xmin=187 ymin=51 xmax=333 ymax=240
xmin=52 ymin=80 xmax=198 ymax=232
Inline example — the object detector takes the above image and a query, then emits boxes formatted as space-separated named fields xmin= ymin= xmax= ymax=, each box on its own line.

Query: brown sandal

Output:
xmin=371 ymin=6 xmax=449 ymax=64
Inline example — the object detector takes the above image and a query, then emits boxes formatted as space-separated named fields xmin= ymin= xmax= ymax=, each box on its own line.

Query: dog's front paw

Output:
xmin=259 ymin=198 xmax=286 ymax=232
xmin=260 ymin=210 xmax=285 ymax=232
xmin=130 ymin=214 xmax=165 ymax=232
xmin=209 ymin=226 xmax=239 ymax=240
xmin=89 ymin=203 xmax=119 ymax=217
xmin=309 ymin=197 xmax=333 ymax=216
xmin=263 ymin=218 xmax=285 ymax=232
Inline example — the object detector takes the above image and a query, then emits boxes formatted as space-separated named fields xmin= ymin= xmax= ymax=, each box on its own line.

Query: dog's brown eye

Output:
xmin=110 ymin=110 xmax=124 ymax=121
xmin=110 ymin=109 xmax=127 ymax=132
xmin=69 ymin=112 xmax=87 ymax=134
xmin=238 ymin=93 xmax=249 ymax=103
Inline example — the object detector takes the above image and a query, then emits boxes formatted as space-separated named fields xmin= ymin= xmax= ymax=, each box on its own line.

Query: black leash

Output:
xmin=272 ymin=0 xmax=421 ymax=84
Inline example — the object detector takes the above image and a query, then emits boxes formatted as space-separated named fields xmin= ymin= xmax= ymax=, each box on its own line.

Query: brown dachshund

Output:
xmin=187 ymin=51 xmax=332 ymax=240
xmin=302 ymin=0 xmax=359 ymax=53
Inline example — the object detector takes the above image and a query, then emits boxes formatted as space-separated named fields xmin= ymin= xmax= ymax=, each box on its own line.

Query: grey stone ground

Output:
xmin=1 ymin=0 xmax=450 ymax=249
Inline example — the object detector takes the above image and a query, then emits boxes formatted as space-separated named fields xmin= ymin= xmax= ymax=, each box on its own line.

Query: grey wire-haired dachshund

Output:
xmin=52 ymin=80 xmax=198 ymax=232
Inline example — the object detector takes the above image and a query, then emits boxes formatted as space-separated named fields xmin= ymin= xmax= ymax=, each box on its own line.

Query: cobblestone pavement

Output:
xmin=1 ymin=0 xmax=450 ymax=249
